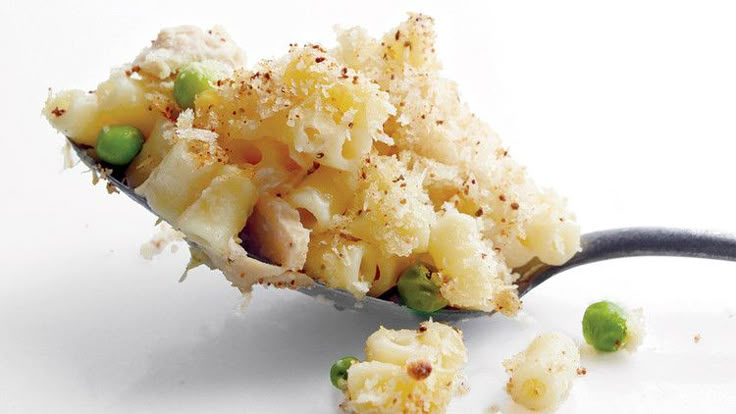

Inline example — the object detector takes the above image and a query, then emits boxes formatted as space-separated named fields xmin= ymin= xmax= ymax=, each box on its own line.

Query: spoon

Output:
xmin=70 ymin=141 xmax=736 ymax=322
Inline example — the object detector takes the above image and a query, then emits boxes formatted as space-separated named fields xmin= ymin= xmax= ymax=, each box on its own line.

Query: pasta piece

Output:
xmin=193 ymin=46 xmax=394 ymax=172
xmin=503 ymin=333 xmax=580 ymax=412
xmin=135 ymin=137 xmax=225 ymax=224
xmin=521 ymin=191 xmax=580 ymax=266
xmin=362 ymin=248 xmax=413 ymax=298
xmin=177 ymin=165 xmax=257 ymax=250
xmin=347 ymin=154 xmax=434 ymax=257
xmin=342 ymin=321 xmax=467 ymax=414
xmin=428 ymin=208 xmax=519 ymax=314
xmin=135 ymin=140 xmax=222 ymax=223
xmin=43 ymin=70 xmax=156 ymax=146
xmin=304 ymin=233 xmax=371 ymax=298
xmin=302 ymin=234 xmax=407 ymax=298
xmin=285 ymin=165 xmax=359 ymax=231
xmin=126 ymin=117 xmax=177 ymax=187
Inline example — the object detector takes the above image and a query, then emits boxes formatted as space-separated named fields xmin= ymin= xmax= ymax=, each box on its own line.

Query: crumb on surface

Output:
xmin=61 ymin=141 xmax=77 ymax=170
xmin=693 ymin=333 xmax=701 ymax=343
xmin=140 ymin=222 xmax=185 ymax=260
xmin=486 ymin=405 xmax=503 ymax=414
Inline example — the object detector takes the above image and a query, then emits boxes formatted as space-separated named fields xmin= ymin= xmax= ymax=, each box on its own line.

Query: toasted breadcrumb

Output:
xmin=43 ymin=14 xmax=580 ymax=314
xmin=140 ymin=222 xmax=185 ymax=260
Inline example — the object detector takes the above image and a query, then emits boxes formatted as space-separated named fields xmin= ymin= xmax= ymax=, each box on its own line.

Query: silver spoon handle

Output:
xmin=517 ymin=227 xmax=736 ymax=294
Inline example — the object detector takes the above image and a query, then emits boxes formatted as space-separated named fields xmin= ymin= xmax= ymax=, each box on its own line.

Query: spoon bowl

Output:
xmin=69 ymin=140 xmax=736 ymax=322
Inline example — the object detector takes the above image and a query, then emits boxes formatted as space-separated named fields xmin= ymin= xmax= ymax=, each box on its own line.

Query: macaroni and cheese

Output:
xmin=340 ymin=321 xmax=467 ymax=413
xmin=43 ymin=15 xmax=580 ymax=314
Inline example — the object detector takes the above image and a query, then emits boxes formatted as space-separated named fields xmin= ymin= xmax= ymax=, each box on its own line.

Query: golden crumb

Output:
xmin=140 ymin=222 xmax=185 ymax=260
xmin=486 ymin=405 xmax=503 ymax=414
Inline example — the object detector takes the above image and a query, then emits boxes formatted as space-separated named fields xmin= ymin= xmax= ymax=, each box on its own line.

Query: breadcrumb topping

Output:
xmin=43 ymin=14 xmax=580 ymax=313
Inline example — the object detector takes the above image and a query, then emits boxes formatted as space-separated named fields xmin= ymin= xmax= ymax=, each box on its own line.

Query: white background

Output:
xmin=2 ymin=0 xmax=736 ymax=412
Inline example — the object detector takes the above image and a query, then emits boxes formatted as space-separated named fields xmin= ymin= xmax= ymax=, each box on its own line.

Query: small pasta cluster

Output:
xmin=44 ymin=15 xmax=581 ymax=313
xmin=340 ymin=321 xmax=467 ymax=414
xmin=503 ymin=333 xmax=581 ymax=412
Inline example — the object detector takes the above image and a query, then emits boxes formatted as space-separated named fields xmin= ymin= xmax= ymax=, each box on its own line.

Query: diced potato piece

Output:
xmin=135 ymin=139 xmax=224 ymax=223
xmin=177 ymin=165 xmax=257 ymax=250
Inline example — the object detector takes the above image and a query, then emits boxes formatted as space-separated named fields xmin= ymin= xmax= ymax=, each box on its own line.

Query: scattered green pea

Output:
xmin=582 ymin=300 xmax=628 ymax=352
xmin=397 ymin=262 xmax=448 ymax=313
xmin=330 ymin=356 xmax=359 ymax=391
xmin=95 ymin=125 xmax=144 ymax=166
xmin=173 ymin=63 xmax=214 ymax=109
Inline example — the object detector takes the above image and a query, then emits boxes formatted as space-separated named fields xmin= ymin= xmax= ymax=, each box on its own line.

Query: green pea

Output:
xmin=95 ymin=125 xmax=144 ymax=166
xmin=397 ymin=262 xmax=448 ymax=313
xmin=582 ymin=301 xmax=628 ymax=352
xmin=174 ymin=63 xmax=213 ymax=109
xmin=330 ymin=356 xmax=359 ymax=391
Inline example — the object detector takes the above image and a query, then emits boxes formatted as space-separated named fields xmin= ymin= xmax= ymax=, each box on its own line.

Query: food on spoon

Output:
xmin=396 ymin=262 xmax=448 ymax=313
xmin=582 ymin=301 xmax=645 ymax=352
xmin=503 ymin=332 xmax=580 ymax=412
xmin=43 ymin=15 xmax=580 ymax=313
xmin=331 ymin=356 xmax=360 ymax=391
xmin=173 ymin=62 xmax=219 ymax=109
xmin=335 ymin=321 xmax=467 ymax=413
xmin=94 ymin=125 xmax=145 ymax=166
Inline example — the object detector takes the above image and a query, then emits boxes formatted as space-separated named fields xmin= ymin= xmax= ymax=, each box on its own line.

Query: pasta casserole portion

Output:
xmin=338 ymin=321 xmax=468 ymax=413
xmin=43 ymin=14 xmax=580 ymax=314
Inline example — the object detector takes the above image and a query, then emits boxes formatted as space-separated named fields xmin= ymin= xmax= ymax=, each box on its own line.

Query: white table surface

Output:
xmin=2 ymin=0 xmax=736 ymax=412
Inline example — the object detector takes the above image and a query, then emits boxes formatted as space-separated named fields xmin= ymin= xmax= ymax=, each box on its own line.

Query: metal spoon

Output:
xmin=70 ymin=141 xmax=736 ymax=322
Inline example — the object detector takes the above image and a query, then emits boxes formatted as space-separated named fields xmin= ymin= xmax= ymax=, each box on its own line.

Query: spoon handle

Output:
xmin=517 ymin=227 xmax=736 ymax=295
xmin=577 ymin=227 xmax=736 ymax=263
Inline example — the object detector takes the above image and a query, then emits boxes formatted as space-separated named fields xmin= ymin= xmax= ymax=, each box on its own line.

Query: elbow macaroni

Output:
xmin=43 ymin=15 xmax=581 ymax=312
xmin=343 ymin=321 xmax=467 ymax=414
xmin=503 ymin=333 xmax=580 ymax=411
